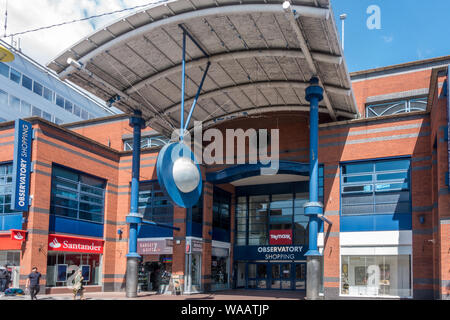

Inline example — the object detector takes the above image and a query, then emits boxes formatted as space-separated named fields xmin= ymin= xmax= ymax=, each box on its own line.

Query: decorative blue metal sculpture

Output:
xmin=157 ymin=142 xmax=202 ymax=208
xmin=156 ymin=25 xmax=209 ymax=209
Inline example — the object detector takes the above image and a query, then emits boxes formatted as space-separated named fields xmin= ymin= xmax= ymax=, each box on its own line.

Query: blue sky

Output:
xmin=332 ymin=0 xmax=450 ymax=72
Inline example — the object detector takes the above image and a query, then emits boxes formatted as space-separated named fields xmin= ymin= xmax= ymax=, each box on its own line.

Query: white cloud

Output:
xmin=1 ymin=0 xmax=163 ymax=65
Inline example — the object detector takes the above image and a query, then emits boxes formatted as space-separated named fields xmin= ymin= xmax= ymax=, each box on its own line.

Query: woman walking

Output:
xmin=72 ymin=269 xmax=85 ymax=300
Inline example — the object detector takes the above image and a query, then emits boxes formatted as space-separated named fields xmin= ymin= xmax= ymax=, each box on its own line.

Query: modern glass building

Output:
xmin=0 ymin=40 xmax=118 ymax=124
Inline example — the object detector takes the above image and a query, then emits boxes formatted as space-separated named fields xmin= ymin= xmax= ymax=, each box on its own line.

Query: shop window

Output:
xmin=50 ymin=165 xmax=106 ymax=224
xmin=341 ymin=158 xmax=411 ymax=216
xmin=213 ymin=187 xmax=231 ymax=231
xmin=0 ymin=251 xmax=20 ymax=266
xmin=139 ymin=182 xmax=173 ymax=225
xmin=211 ymin=247 xmax=230 ymax=290
xmin=46 ymin=253 xmax=101 ymax=287
xmin=341 ymin=255 xmax=411 ymax=297
xmin=366 ymin=97 xmax=427 ymax=118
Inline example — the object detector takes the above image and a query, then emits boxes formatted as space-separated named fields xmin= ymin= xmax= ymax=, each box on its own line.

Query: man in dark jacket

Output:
xmin=25 ymin=267 xmax=42 ymax=300
xmin=0 ymin=265 xmax=8 ymax=293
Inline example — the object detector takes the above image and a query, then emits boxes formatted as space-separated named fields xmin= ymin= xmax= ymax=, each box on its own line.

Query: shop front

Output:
xmin=185 ymin=237 xmax=202 ymax=294
xmin=211 ymin=242 xmax=231 ymax=291
xmin=45 ymin=234 xmax=103 ymax=291
xmin=0 ymin=230 xmax=27 ymax=288
xmin=137 ymin=238 xmax=173 ymax=294
xmin=234 ymin=244 xmax=307 ymax=291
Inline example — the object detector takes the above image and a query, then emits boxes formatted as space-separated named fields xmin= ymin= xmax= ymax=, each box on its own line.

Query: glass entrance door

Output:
xmin=294 ymin=263 xmax=306 ymax=290
xmin=270 ymin=263 xmax=293 ymax=290
xmin=247 ymin=263 xmax=268 ymax=289
xmin=244 ymin=262 xmax=306 ymax=291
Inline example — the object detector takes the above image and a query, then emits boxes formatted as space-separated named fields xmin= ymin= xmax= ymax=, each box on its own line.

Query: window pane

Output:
xmin=0 ymin=89 xmax=7 ymax=105
xmin=73 ymin=105 xmax=81 ymax=117
xmin=10 ymin=68 xmax=21 ymax=84
xmin=33 ymin=81 xmax=43 ymax=96
xmin=344 ymin=175 xmax=373 ymax=183
xmin=375 ymin=160 xmax=410 ymax=172
xmin=43 ymin=87 xmax=53 ymax=102
xmin=64 ymin=100 xmax=73 ymax=113
xmin=9 ymin=95 xmax=20 ymax=110
xmin=341 ymin=255 xmax=411 ymax=297
xmin=342 ymin=163 xmax=373 ymax=174
xmin=22 ymin=75 xmax=33 ymax=90
xmin=56 ymin=95 xmax=65 ymax=108
xmin=81 ymin=109 xmax=89 ymax=120
xmin=42 ymin=111 xmax=52 ymax=121
xmin=0 ymin=62 xmax=9 ymax=77
xmin=32 ymin=106 xmax=42 ymax=117
xmin=21 ymin=101 xmax=31 ymax=115
xmin=343 ymin=185 xmax=373 ymax=193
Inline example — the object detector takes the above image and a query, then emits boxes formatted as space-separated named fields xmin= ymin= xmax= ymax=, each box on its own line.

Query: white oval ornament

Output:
xmin=172 ymin=157 xmax=200 ymax=193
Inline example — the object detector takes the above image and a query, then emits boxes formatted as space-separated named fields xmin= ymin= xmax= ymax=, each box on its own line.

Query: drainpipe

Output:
xmin=125 ymin=110 xmax=145 ymax=298
xmin=304 ymin=77 xmax=324 ymax=300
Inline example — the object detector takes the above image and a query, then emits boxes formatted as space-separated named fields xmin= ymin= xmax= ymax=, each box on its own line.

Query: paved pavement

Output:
xmin=0 ymin=289 xmax=305 ymax=301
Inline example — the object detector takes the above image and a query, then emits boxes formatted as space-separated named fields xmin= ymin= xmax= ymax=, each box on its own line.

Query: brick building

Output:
xmin=0 ymin=0 xmax=449 ymax=299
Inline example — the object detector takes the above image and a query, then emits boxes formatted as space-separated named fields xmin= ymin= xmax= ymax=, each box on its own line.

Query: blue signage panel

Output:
xmin=11 ymin=119 xmax=32 ymax=212
xmin=234 ymin=245 xmax=306 ymax=261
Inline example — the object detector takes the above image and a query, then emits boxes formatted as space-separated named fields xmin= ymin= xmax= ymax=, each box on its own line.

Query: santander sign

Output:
xmin=48 ymin=234 xmax=104 ymax=254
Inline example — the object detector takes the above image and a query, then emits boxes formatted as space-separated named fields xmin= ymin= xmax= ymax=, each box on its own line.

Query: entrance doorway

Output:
xmin=243 ymin=262 xmax=306 ymax=291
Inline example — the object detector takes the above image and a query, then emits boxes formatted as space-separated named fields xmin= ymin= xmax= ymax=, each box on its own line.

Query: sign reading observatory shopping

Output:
xmin=234 ymin=245 xmax=305 ymax=261
xmin=11 ymin=119 xmax=32 ymax=211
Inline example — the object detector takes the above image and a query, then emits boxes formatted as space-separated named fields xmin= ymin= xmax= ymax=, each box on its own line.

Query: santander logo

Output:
xmin=13 ymin=232 xmax=24 ymax=240
xmin=49 ymin=238 xmax=62 ymax=249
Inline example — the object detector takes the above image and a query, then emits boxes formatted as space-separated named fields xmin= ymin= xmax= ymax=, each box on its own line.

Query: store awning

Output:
xmin=48 ymin=0 xmax=359 ymax=137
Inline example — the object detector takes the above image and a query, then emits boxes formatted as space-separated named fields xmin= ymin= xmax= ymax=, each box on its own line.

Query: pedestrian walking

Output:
xmin=0 ymin=265 xmax=8 ymax=294
xmin=72 ymin=269 xmax=85 ymax=300
xmin=5 ymin=266 xmax=11 ymax=290
xmin=25 ymin=267 xmax=42 ymax=300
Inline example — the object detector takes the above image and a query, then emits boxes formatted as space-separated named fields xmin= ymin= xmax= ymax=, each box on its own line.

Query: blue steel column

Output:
xmin=125 ymin=110 xmax=145 ymax=298
xmin=304 ymin=77 xmax=324 ymax=300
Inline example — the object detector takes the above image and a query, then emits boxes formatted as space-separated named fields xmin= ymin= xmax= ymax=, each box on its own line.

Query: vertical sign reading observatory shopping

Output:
xmin=11 ymin=119 xmax=32 ymax=211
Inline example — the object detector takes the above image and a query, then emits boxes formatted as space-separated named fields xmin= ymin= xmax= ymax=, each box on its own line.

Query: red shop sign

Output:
xmin=10 ymin=230 xmax=27 ymax=242
xmin=48 ymin=234 xmax=104 ymax=254
xmin=269 ymin=230 xmax=293 ymax=245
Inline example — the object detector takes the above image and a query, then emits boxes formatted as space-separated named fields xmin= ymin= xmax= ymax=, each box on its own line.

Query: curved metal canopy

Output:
xmin=48 ymin=0 xmax=359 ymax=136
